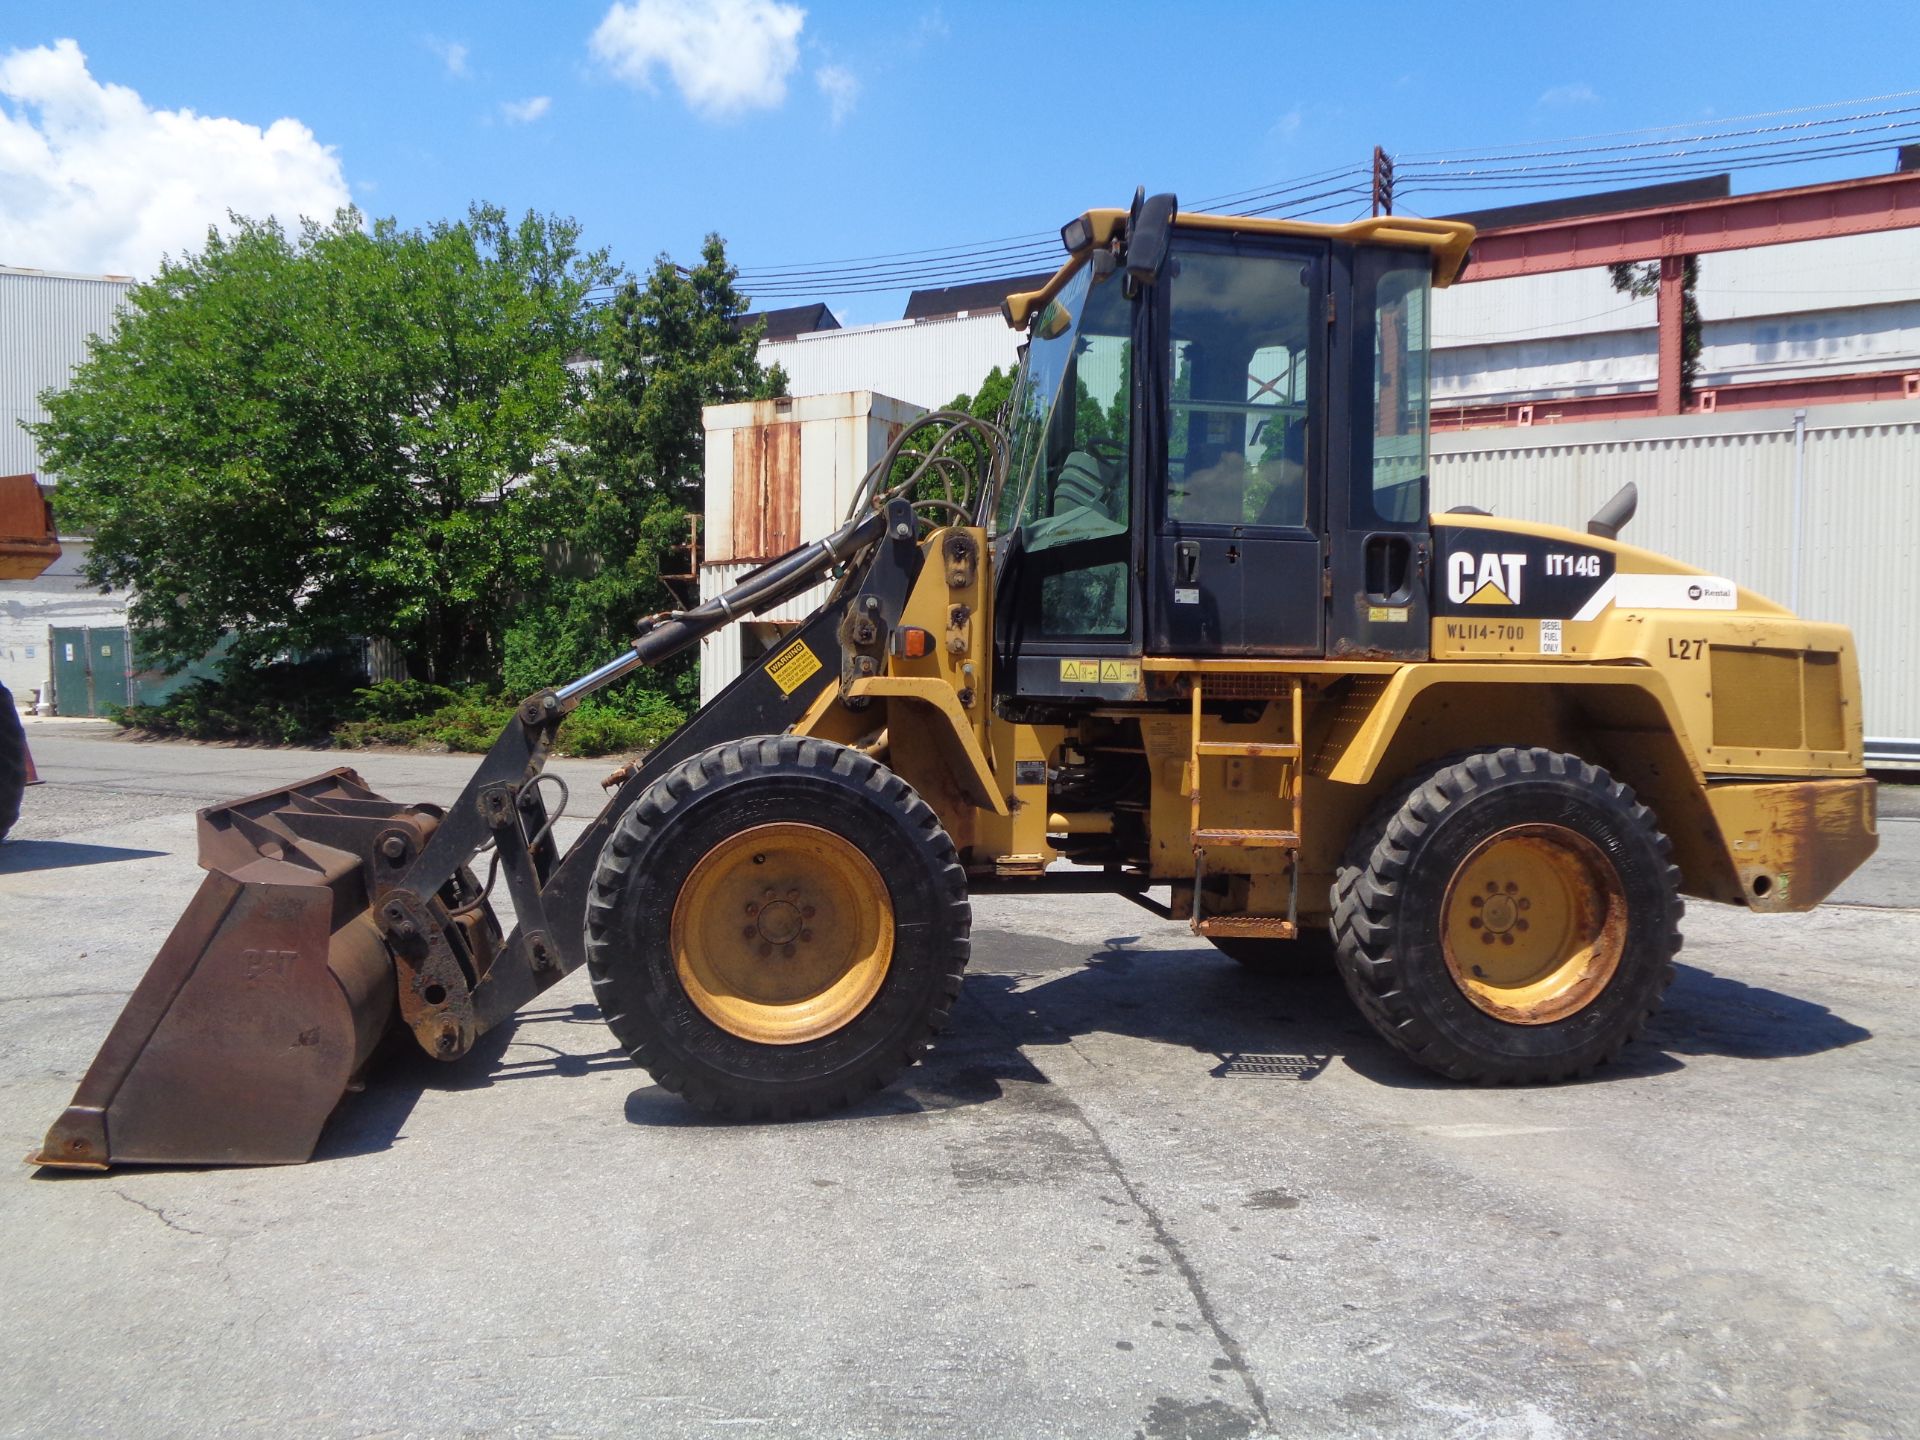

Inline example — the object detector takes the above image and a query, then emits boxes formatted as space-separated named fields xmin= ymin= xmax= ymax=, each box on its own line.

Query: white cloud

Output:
xmin=427 ymin=37 xmax=471 ymax=78
xmin=815 ymin=64 xmax=857 ymax=127
xmin=1539 ymin=83 xmax=1598 ymax=106
xmin=500 ymin=95 xmax=552 ymax=124
xmin=0 ymin=39 xmax=351 ymax=276
xmin=591 ymin=0 xmax=806 ymax=120
xmin=1269 ymin=107 xmax=1303 ymax=143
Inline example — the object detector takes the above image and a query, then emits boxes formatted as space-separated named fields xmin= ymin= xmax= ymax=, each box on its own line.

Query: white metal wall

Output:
xmin=1433 ymin=399 xmax=1920 ymax=743
xmin=760 ymin=312 xmax=1021 ymax=410
xmin=1 ymin=266 xmax=133 ymax=479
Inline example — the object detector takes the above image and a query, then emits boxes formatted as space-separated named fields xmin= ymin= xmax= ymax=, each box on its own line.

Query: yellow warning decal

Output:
xmin=1059 ymin=658 xmax=1142 ymax=685
xmin=766 ymin=639 xmax=823 ymax=695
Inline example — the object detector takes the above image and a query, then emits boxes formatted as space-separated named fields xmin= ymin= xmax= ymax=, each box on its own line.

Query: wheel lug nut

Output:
xmin=764 ymin=888 xmax=776 ymax=901
xmin=1481 ymin=932 xmax=1495 ymax=945
xmin=800 ymin=929 xmax=813 ymax=943
xmin=1505 ymin=882 xmax=1518 ymax=894
xmin=783 ymin=944 xmax=796 ymax=958
xmin=786 ymin=888 xmax=799 ymax=901
xmin=1486 ymin=881 xmax=1498 ymax=893
xmin=1468 ymin=917 xmax=1482 ymax=930
xmin=1516 ymin=919 xmax=1529 ymax=932
xmin=1470 ymin=895 xmax=1484 ymax=908
xmin=759 ymin=942 xmax=772 ymax=957
xmin=742 ymin=925 xmax=756 ymax=939
xmin=746 ymin=902 xmax=758 ymax=916
xmin=1500 ymin=933 xmax=1515 ymax=945
xmin=802 ymin=905 xmax=816 ymax=919
xmin=1517 ymin=898 xmax=1531 ymax=911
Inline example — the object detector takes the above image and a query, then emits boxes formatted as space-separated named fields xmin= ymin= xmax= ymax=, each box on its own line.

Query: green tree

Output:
xmin=33 ymin=204 xmax=614 ymax=682
xmin=508 ymin=235 xmax=785 ymax=700
xmin=1608 ymin=259 xmax=1702 ymax=404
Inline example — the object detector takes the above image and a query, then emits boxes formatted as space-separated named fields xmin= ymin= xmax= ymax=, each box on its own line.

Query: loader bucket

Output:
xmin=31 ymin=770 xmax=465 ymax=1170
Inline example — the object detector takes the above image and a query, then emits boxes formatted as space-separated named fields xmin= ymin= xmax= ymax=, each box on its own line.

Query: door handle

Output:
xmin=1176 ymin=541 xmax=1200 ymax=586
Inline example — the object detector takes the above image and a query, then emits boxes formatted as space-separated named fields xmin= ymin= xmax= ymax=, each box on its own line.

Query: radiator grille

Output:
xmin=1710 ymin=646 xmax=1847 ymax=753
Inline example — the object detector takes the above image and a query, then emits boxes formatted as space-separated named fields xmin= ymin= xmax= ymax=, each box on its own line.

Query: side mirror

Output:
xmin=1125 ymin=189 xmax=1178 ymax=286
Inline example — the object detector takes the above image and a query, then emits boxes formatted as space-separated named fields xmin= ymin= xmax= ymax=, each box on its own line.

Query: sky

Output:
xmin=3 ymin=0 xmax=1919 ymax=324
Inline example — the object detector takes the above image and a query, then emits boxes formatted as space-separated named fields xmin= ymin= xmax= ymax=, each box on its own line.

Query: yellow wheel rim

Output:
xmin=1440 ymin=824 xmax=1626 ymax=1025
xmin=671 ymin=822 xmax=893 ymax=1045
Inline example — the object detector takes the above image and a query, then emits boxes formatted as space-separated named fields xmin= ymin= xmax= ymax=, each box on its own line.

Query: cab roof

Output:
xmin=1001 ymin=207 xmax=1476 ymax=331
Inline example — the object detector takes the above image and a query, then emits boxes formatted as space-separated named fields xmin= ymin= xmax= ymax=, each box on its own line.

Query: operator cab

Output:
xmin=992 ymin=195 xmax=1473 ymax=703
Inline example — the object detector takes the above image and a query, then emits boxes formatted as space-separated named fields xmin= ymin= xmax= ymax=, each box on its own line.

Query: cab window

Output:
xmin=1166 ymin=245 xmax=1315 ymax=530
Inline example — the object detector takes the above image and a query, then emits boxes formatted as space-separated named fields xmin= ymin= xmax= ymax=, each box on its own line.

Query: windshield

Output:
xmin=992 ymin=264 xmax=1134 ymax=539
xmin=993 ymin=266 xmax=1091 ymax=534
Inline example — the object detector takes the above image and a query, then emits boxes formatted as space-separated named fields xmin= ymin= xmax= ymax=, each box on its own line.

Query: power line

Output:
xmin=1396 ymin=119 xmax=1920 ymax=183
xmin=1396 ymin=102 xmax=1920 ymax=170
xmin=698 ymin=92 xmax=1920 ymax=307
xmin=1398 ymin=132 xmax=1920 ymax=197
xmin=1394 ymin=87 xmax=1920 ymax=158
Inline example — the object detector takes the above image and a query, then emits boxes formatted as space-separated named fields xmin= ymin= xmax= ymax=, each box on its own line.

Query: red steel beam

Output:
xmin=1432 ymin=367 xmax=1920 ymax=431
xmin=1656 ymin=256 xmax=1686 ymax=415
xmin=1460 ymin=170 xmax=1920 ymax=281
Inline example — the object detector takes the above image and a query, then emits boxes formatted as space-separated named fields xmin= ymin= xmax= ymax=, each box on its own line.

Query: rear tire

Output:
xmin=0 ymin=683 xmax=25 ymax=842
xmin=586 ymin=736 xmax=969 ymax=1119
xmin=1330 ymin=747 xmax=1680 ymax=1083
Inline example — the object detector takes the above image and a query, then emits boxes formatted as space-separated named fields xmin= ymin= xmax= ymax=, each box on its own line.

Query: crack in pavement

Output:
xmin=114 ymin=1188 xmax=214 ymax=1238
xmin=967 ymin=985 xmax=1277 ymax=1437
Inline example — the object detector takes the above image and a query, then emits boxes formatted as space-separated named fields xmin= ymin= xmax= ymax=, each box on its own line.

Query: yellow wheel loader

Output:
xmin=34 ymin=192 xmax=1879 ymax=1169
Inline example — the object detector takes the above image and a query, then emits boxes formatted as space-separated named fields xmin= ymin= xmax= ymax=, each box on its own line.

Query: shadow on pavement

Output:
xmin=296 ymin=932 xmax=1879 ymax=1161
xmin=0 ymin=839 xmax=167 ymax=874
xmin=1645 ymin=964 xmax=1872 ymax=1059
xmin=960 ymin=930 xmax=1873 ymax=1091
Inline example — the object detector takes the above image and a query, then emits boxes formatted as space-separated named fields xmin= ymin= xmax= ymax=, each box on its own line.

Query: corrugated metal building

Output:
xmin=1 ymin=265 xmax=132 ymax=477
xmin=1432 ymin=229 xmax=1920 ymax=409
xmin=1433 ymin=399 xmax=1920 ymax=751
xmin=1 ymin=265 xmax=135 ymax=705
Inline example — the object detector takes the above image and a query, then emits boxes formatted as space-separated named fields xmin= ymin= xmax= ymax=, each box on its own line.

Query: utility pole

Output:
xmin=1371 ymin=145 xmax=1395 ymax=216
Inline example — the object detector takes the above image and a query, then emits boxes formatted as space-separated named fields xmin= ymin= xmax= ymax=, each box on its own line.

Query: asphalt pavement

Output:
xmin=2 ymin=721 xmax=1916 ymax=1439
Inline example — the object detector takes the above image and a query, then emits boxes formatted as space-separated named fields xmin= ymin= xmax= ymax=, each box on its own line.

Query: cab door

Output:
xmin=1149 ymin=237 xmax=1325 ymax=657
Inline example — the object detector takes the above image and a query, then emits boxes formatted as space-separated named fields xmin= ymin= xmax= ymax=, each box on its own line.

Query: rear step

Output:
xmin=1194 ymin=914 xmax=1298 ymax=939
xmin=1192 ymin=828 xmax=1299 ymax=849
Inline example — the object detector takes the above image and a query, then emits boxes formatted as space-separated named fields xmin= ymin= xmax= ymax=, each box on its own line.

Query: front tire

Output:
xmin=1330 ymin=747 xmax=1681 ymax=1083
xmin=586 ymin=736 xmax=969 ymax=1119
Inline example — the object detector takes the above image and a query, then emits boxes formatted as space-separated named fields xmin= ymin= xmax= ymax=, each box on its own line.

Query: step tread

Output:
xmin=1193 ymin=828 xmax=1300 ymax=849
xmin=1195 ymin=915 xmax=1298 ymax=939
